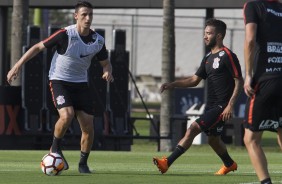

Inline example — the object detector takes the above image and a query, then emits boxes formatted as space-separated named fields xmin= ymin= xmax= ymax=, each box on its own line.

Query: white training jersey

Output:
xmin=48 ymin=24 xmax=105 ymax=82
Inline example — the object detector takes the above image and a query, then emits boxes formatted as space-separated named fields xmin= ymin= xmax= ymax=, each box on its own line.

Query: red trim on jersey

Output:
xmin=248 ymin=96 xmax=255 ymax=124
xmin=243 ymin=2 xmax=248 ymax=24
xmin=247 ymin=84 xmax=259 ymax=124
xmin=49 ymin=81 xmax=56 ymax=107
xmin=209 ymin=114 xmax=223 ymax=129
xmin=222 ymin=47 xmax=239 ymax=77
xmin=43 ymin=29 xmax=66 ymax=43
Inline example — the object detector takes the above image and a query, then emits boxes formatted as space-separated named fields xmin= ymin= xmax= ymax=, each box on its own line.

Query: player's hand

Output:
xmin=244 ymin=75 xmax=254 ymax=97
xmin=221 ymin=104 xmax=233 ymax=121
xmin=102 ymin=72 xmax=114 ymax=82
xmin=160 ymin=83 xmax=173 ymax=93
xmin=7 ymin=64 xmax=20 ymax=85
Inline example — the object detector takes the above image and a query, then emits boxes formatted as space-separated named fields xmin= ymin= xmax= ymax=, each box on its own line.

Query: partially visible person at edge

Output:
xmin=7 ymin=1 xmax=113 ymax=174
xmin=153 ymin=18 xmax=243 ymax=176
xmin=243 ymin=0 xmax=282 ymax=183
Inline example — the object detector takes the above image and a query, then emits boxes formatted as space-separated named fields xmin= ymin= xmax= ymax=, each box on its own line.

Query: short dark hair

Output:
xmin=205 ymin=18 xmax=227 ymax=38
xmin=75 ymin=1 xmax=93 ymax=12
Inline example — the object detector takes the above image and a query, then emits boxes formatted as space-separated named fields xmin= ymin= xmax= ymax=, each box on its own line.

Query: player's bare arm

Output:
xmin=160 ymin=75 xmax=202 ymax=93
xmin=222 ymin=76 xmax=243 ymax=121
xmin=244 ymin=23 xmax=257 ymax=97
xmin=100 ymin=59 xmax=114 ymax=82
xmin=7 ymin=41 xmax=46 ymax=84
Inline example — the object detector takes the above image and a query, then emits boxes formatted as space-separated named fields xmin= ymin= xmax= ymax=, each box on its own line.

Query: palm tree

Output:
xmin=11 ymin=0 xmax=29 ymax=86
xmin=160 ymin=0 xmax=175 ymax=151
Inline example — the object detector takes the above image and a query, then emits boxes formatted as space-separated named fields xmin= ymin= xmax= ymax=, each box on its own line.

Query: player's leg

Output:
xmin=171 ymin=121 xmax=202 ymax=161
xmin=153 ymin=106 xmax=225 ymax=174
xmin=49 ymin=80 xmax=75 ymax=143
xmin=76 ymin=110 xmax=94 ymax=173
xmin=209 ymin=135 xmax=237 ymax=175
xmin=53 ymin=107 xmax=75 ymax=139
xmin=177 ymin=121 xmax=202 ymax=149
xmin=153 ymin=121 xmax=201 ymax=174
xmin=243 ymin=80 xmax=275 ymax=183
xmin=49 ymin=81 xmax=74 ymax=170
xmin=76 ymin=111 xmax=94 ymax=153
xmin=244 ymin=129 xmax=271 ymax=182
xmin=50 ymin=107 xmax=75 ymax=170
xmin=73 ymin=84 xmax=95 ymax=174
xmin=202 ymin=106 xmax=237 ymax=175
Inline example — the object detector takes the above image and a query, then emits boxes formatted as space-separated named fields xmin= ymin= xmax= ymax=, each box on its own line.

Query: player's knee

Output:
xmin=243 ymin=135 xmax=250 ymax=146
xmin=59 ymin=111 xmax=74 ymax=123
xmin=243 ymin=135 xmax=259 ymax=147
xmin=81 ymin=124 xmax=94 ymax=134
xmin=59 ymin=116 xmax=73 ymax=125
xmin=81 ymin=129 xmax=94 ymax=141
xmin=184 ymin=123 xmax=201 ymax=140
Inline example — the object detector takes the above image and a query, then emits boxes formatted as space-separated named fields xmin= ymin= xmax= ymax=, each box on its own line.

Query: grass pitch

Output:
xmin=0 ymin=143 xmax=281 ymax=184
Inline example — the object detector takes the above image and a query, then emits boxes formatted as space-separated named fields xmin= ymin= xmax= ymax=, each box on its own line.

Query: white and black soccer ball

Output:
xmin=40 ymin=153 xmax=64 ymax=176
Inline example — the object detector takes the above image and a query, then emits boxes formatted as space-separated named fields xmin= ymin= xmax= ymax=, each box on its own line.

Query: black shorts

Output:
xmin=49 ymin=80 xmax=94 ymax=115
xmin=244 ymin=77 xmax=282 ymax=131
xmin=195 ymin=105 xmax=225 ymax=136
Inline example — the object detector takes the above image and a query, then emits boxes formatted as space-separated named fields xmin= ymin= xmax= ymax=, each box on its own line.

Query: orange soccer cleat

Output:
xmin=215 ymin=162 xmax=238 ymax=175
xmin=153 ymin=157 xmax=169 ymax=174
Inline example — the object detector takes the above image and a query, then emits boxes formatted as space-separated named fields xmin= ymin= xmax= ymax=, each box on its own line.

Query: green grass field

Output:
xmin=0 ymin=143 xmax=281 ymax=184
xmin=1 ymin=109 xmax=281 ymax=184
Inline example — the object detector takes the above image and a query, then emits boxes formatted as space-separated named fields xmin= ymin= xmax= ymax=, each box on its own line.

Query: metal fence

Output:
xmin=45 ymin=9 xmax=245 ymax=101
xmin=47 ymin=9 xmax=245 ymax=78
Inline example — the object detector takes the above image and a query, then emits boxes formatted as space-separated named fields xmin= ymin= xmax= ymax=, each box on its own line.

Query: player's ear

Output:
xmin=216 ymin=33 xmax=223 ymax=39
xmin=74 ymin=12 xmax=78 ymax=20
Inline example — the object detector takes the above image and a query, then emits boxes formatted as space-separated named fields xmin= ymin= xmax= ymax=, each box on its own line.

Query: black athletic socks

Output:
xmin=79 ymin=151 xmax=90 ymax=165
xmin=79 ymin=151 xmax=91 ymax=173
xmin=51 ymin=136 xmax=62 ymax=153
xmin=218 ymin=151 xmax=234 ymax=167
xmin=167 ymin=145 xmax=186 ymax=167
xmin=261 ymin=178 xmax=272 ymax=184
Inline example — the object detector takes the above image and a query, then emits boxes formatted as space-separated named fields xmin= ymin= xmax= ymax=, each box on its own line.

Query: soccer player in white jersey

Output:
xmin=7 ymin=1 xmax=113 ymax=173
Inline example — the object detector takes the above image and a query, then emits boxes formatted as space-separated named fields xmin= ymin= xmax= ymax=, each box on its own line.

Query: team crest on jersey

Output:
xmin=87 ymin=42 xmax=94 ymax=45
xmin=219 ymin=51 xmax=225 ymax=57
xmin=56 ymin=95 xmax=65 ymax=105
xmin=217 ymin=126 xmax=223 ymax=132
xmin=213 ymin=57 xmax=220 ymax=69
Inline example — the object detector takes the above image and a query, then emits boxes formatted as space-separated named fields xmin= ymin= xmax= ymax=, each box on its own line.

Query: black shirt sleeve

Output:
xmin=195 ymin=57 xmax=207 ymax=79
xmin=244 ymin=1 xmax=260 ymax=24
xmin=42 ymin=29 xmax=68 ymax=55
xmin=96 ymin=44 xmax=108 ymax=61
xmin=43 ymin=28 xmax=108 ymax=59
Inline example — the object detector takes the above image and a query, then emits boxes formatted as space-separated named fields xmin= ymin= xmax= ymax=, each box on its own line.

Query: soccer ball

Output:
xmin=40 ymin=153 xmax=64 ymax=176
